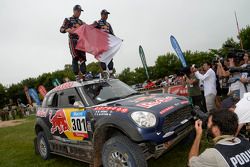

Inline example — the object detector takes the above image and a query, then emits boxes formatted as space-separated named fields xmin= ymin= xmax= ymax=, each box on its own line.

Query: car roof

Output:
xmin=46 ymin=78 xmax=118 ymax=96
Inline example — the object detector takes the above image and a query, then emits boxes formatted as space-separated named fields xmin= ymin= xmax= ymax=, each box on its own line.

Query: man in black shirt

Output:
xmin=60 ymin=5 xmax=86 ymax=81
xmin=94 ymin=9 xmax=115 ymax=77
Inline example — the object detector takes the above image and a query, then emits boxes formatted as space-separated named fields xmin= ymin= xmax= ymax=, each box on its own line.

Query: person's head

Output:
xmin=73 ymin=5 xmax=83 ymax=18
xmin=207 ymin=109 xmax=238 ymax=138
xmin=243 ymin=52 xmax=250 ymax=64
xmin=101 ymin=9 xmax=110 ymax=20
xmin=203 ymin=62 xmax=212 ymax=71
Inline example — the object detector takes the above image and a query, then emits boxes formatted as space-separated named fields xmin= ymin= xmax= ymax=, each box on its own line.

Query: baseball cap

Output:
xmin=101 ymin=9 xmax=110 ymax=15
xmin=73 ymin=5 xmax=83 ymax=11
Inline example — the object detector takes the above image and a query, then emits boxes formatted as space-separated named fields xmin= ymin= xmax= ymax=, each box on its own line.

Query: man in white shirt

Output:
xmin=194 ymin=62 xmax=217 ymax=112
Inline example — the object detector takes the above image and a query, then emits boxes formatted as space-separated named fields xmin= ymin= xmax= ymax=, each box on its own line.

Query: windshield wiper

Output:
xmin=122 ymin=92 xmax=141 ymax=99
xmin=97 ymin=97 xmax=122 ymax=104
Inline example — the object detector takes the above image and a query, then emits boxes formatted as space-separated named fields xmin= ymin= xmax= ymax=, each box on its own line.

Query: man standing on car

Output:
xmin=93 ymin=9 xmax=115 ymax=78
xmin=189 ymin=109 xmax=250 ymax=167
xmin=60 ymin=5 xmax=86 ymax=81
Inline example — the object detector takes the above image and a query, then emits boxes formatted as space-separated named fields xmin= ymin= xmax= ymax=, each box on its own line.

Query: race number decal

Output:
xmin=70 ymin=111 xmax=89 ymax=139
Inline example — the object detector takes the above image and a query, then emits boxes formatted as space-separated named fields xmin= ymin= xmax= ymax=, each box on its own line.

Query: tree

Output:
xmin=118 ymin=68 xmax=136 ymax=85
xmin=87 ymin=62 xmax=101 ymax=76
xmin=0 ymin=83 xmax=8 ymax=108
xmin=239 ymin=25 xmax=250 ymax=50
xmin=185 ymin=51 xmax=214 ymax=66
xmin=154 ymin=53 xmax=180 ymax=78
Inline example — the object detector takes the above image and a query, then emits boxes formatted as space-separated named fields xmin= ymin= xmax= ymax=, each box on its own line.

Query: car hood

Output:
xmin=103 ymin=93 xmax=190 ymax=116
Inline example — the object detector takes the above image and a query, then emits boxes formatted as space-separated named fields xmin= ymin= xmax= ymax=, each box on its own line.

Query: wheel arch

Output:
xmin=35 ymin=118 xmax=52 ymax=140
xmin=92 ymin=117 xmax=143 ymax=166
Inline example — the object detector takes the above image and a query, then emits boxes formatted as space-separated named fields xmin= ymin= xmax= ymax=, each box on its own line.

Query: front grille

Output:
xmin=162 ymin=105 xmax=192 ymax=133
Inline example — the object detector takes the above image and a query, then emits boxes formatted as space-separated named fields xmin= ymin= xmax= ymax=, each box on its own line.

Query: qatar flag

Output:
xmin=73 ymin=24 xmax=122 ymax=65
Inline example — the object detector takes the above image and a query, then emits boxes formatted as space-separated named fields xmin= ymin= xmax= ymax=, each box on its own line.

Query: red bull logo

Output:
xmin=49 ymin=109 xmax=69 ymax=134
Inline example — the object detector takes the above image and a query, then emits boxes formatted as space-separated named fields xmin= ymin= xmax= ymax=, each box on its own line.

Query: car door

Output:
xmin=49 ymin=88 xmax=91 ymax=141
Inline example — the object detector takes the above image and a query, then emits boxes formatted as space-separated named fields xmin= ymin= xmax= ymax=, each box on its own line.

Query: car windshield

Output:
xmin=82 ymin=80 xmax=138 ymax=105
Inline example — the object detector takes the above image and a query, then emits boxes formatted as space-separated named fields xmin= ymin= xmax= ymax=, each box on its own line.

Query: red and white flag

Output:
xmin=73 ymin=24 xmax=122 ymax=64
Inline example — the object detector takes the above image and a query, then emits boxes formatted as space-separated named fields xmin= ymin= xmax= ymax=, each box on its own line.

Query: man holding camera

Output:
xmin=240 ymin=52 xmax=250 ymax=94
xmin=189 ymin=110 xmax=250 ymax=167
xmin=194 ymin=62 xmax=217 ymax=112
xmin=217 ymin=52 xmax=250 ymax=99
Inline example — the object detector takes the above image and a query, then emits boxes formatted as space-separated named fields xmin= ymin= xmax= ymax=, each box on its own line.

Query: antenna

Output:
xmin=234 ymin=11 xmax=244 ymax=49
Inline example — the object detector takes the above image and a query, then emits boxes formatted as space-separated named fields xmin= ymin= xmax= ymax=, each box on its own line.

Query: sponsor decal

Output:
xmin=174 ymin=103 xmax=180 ymax=106
xmin=160 ymin=106 xmax=175 ymax=115
xmin=168 ymin=85 xmax=188 ymax=96
xmin=94 ymin=110 xmax=113 ymax=116
xmin=70 ymin=111 xmax=88 ymax=138
xmin=36 ymin=108 xmax=48 ymax=117
xmin=129 ymin=95 xmax=156 ymax=103
xmin=49 ymin=109 xmax=70 ymax=134
xmin=180 ymin=100 xmax=189 ymax=104
xmin=136 ymin=97 xmax=174 ymax=109
xmin=94 ymin=106 xmax=129 ymax=113
xmin=86 ymin=121 xmax=92 ymax=132
xmin=53 ymin=82 xmax=74 ymax=92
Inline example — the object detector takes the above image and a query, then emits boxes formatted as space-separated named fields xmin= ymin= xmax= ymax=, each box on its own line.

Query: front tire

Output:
xmin=102 ymin=135 xmax=147 ymax=167
xmin=37 ymin=132 xmax=51 ymax=160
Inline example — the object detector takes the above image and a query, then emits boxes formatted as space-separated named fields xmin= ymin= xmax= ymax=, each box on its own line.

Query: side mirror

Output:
xmin=73 ymin=101 xmax=84 ymax=108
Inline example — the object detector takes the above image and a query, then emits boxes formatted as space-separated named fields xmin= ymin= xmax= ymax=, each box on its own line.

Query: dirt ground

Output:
xmin=0 ymin=119 xmax=26 ymax=128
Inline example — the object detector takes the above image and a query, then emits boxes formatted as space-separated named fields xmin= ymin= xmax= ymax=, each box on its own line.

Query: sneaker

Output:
xmin=102 ymin=71 xmax=109 ymax=79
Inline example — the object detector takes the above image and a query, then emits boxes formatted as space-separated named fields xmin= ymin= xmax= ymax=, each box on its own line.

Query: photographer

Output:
xmin=240 ymin=52 xmax=250 ymax=95
xmin=217 ymin=52 xmax=250 ymax=99
xmin=189 ymin=110 xmax=250 ymax=167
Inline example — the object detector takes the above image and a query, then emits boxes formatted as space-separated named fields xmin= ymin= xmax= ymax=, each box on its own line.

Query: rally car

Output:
xmin=34 ymin=79 xmax=195 ymax=167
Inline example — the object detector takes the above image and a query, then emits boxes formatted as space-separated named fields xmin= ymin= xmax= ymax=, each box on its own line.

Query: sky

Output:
xmin=0 ymin=0 xmax=249 ymax=86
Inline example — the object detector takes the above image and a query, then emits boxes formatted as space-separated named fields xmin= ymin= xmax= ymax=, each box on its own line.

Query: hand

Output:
xmin=192 ymin=66 xmax=197 ymax=72
xmin=195 ymin=120 xmax=203 ymax=137
xmin=67 ymin=28 xmax=76 ymax=34
xmin=65 ymin=28 xmax=72 ymax=33
xmin=74 ymin=24 xmax=80 ymax=28
xmin=217 ymin=62 xmax=222 ymax=68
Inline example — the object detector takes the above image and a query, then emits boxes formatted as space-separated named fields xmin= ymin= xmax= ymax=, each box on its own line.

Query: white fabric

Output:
xmin=235 ymin=92 xmax=250 ymax=124
xmin=97 ymin=34 xmax=123 ymax=65
xmin=195 ymin=68 xmax=217 ymax=96
xmin=239 ymin=64 xmax=250 ymax=98
xmin=205 ymin=94 xmax=216 ymax=112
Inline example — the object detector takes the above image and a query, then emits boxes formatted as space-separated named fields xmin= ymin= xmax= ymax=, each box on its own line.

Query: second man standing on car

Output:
xmin=94 ymin=9 xmax=115 ymax=78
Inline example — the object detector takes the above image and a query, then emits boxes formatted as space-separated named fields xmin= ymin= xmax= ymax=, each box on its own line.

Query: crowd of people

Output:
xmin=137 ymin=51 xmax=250 ymax=166
xmin=0 ymin=99 xmax=35 ymax=121
xmin=186 ymin=52 xmax=250 ymax=166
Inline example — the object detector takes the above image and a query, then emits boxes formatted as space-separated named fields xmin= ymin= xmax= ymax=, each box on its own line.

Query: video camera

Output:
xmin=229 ymin=64 xmax=250 ymax=74
xmin=212 ymin=55 xmax=224 ymax=65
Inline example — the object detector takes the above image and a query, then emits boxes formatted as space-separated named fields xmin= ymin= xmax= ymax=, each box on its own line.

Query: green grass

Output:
xmin=0 ymin=116 xmax=210 ymax=167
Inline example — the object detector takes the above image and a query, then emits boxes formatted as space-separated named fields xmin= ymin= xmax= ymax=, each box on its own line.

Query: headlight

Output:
xmin=131 ymin=111 xmax=156 ymax=128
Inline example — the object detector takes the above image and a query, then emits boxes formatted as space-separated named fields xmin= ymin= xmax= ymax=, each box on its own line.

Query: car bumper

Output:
xmin=144 ymin=124 xmax=194 ymax=160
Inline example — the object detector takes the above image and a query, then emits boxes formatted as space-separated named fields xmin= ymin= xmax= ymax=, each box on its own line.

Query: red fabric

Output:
xmin=73 ymin=24 xmax=109 ymax=57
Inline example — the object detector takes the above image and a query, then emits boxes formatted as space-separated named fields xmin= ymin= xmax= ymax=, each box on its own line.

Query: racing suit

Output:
xmin=95 ymin=19 xmax=114 ymax=73
xmin=60 ymin=16 xmax=86 ymax=76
